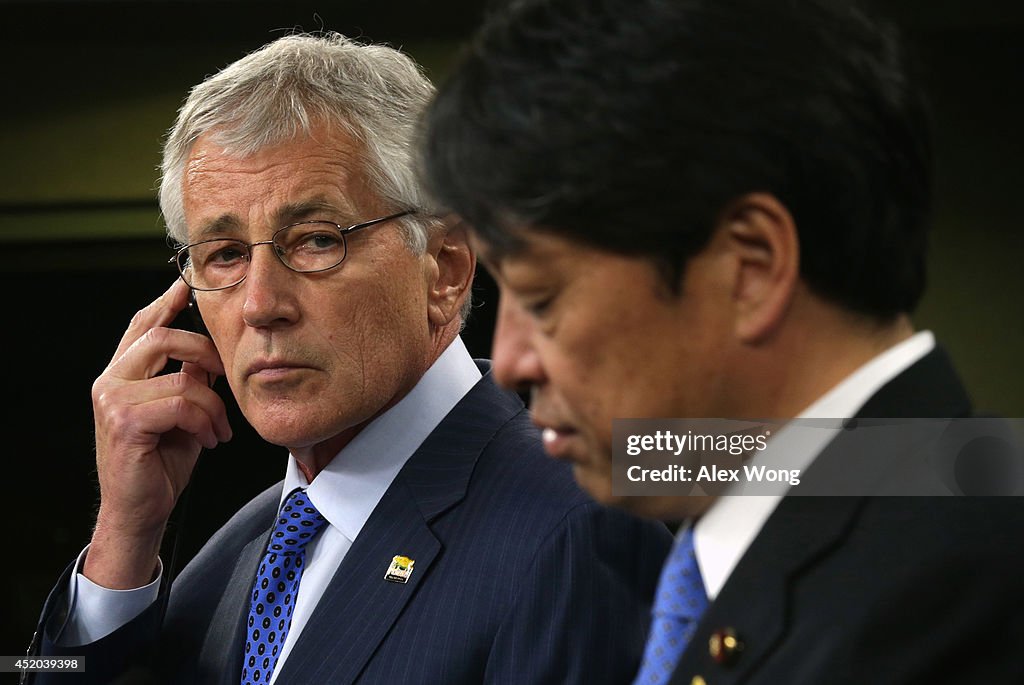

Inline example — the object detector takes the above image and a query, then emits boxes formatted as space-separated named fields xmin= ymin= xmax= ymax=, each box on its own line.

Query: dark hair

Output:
xmin=421 ymin=0 xmax=933 ymax=318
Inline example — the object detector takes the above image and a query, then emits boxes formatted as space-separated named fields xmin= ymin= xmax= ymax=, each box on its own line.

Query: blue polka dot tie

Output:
xmin=241 ymin=488 xmax=328 ymax=685
xmin=633 ymin=527 xmax=708 ymax=685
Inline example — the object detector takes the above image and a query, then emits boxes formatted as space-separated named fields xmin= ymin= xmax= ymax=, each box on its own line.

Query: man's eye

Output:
xmin=218 ymin=248 xmax=244 ymax=262
xmin=298 ymin=232 xmax=344 ymax=252
xmin=523 ymin=295 xmax=555 ymax=317
xmin=207 ymin=245 xmax=246 ymax=265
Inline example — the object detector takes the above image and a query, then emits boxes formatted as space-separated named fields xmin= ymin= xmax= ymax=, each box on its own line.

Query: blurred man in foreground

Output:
xmin=28 ymin=32 xmax=672 ymax=685
xmin=421 ymin=0 xmax=1024 ymax=682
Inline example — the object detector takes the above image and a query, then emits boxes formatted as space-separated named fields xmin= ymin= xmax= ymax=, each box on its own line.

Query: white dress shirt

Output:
xmin=692 ymin=330 xmax=936 ymax=600
xmin=63 ymin=336 xmax=482 ymax=684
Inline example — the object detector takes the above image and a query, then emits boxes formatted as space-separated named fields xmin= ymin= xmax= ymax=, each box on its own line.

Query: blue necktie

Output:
xmin=633 ymin=527 xmax=708 ymax=685
xmin=241 ymin=489 xmax=328 ymax=685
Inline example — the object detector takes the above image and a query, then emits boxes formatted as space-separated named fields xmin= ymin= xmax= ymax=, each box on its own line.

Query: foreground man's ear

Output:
xmin=721 ymin=192 xmax=800 ymax=344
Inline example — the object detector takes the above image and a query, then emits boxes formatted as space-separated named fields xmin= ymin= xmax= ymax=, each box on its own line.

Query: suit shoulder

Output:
xmin=473 ymin=406 xmax=593 ymax=511
xmin=460 ymin=406 xmax=672 ymax=554
xmin=859 ymin=496 xmax=1024 ymax=558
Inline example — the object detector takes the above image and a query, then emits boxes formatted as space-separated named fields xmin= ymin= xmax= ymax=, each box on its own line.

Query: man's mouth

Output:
xmin=534 ymin=421 xmax=580 ymax=458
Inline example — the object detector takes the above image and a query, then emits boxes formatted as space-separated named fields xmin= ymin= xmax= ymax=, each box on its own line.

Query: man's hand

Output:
xmin=84 ymin=279 xmax=232 ymax=589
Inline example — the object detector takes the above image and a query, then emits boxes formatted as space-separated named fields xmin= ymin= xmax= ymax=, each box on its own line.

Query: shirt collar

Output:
xmin=280 ymin=335 xmax=482 ymax=542
xmin=693 ymin=330 xmax=936 ymax=600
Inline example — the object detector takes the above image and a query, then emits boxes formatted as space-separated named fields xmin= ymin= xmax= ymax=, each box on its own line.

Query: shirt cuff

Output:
xmin=60 ymin=544 xmax=163 ymax=646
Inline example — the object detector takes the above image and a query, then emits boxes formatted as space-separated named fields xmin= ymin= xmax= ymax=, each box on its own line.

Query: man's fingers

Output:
xmin=116 ymin=395 xmax=229 ymax=452
xmin=111 ymin=279 xmax=192 ymax=363
xmin=182 ymin=360 xmax=216 ymax=388
xmin=111 ymin=326 xmax=225 ymax=381
xmin=96 ymin=372 xmax=233 ymax=443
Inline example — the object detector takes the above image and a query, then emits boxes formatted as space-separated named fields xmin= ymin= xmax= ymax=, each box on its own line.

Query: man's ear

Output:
xmin=720 ymin=192 xmax=799 ymax=344
xmin=426 ymin=217 xmax=476 ymax=327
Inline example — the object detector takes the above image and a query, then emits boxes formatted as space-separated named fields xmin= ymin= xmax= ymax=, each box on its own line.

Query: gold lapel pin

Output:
xmin=709 ymin=627 xmax=744 ymax=666
xmin=384 ymin=555 xmax=415 ymax=583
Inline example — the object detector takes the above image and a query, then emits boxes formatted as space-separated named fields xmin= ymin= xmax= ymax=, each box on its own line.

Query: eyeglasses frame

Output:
xmin=168 ymin=209 xmax=415 ymax=291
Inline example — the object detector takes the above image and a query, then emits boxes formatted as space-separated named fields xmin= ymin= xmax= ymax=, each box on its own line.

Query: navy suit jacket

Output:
xmin=31 ymin=366 xmax=672 ymax=684
xmin=669 ymin=347 xmax=1024 ymax=684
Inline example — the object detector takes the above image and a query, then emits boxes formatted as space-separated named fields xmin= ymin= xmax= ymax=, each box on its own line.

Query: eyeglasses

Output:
xmin=169 ymin=210 xmax=414 ymax=291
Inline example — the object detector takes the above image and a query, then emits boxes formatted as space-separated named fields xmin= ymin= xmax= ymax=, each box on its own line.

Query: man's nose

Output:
xmin=241 ymin=244 xmax=300 ymax=328
xmin=490 ymin=293 xmax=545 ymax=392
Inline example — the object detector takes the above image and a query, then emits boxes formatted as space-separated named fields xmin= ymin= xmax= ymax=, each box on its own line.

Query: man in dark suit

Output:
xmin=420 ymin=0 xmax=1024 ymax=682
xmin=27 ymin=33 xmax=672 ymax=684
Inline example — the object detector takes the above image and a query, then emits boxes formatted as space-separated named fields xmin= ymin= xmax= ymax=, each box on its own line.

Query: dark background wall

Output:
xmin=1 ymin=0 xmax=1021 ymax=661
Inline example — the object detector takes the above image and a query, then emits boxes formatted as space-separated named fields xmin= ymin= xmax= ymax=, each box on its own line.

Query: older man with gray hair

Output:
xmin=28 ymin=32 xmax=671 ymax=685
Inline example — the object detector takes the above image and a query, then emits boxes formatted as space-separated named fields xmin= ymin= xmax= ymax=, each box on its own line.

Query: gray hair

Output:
xmin=159 ymin=32 xmax=441 ymax=252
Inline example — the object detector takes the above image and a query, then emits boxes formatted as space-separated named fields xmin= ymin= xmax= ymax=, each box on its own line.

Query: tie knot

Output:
xmin=268 ymin=489 xmax=328 ymax=555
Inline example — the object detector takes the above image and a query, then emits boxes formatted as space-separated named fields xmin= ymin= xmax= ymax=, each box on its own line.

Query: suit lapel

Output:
xmin=673 ymin=497 xmax=864 ymax=682
xmin=672 ymin=345 xmax=973 ymax=683
xmin=193 ymin=528 xmax=274 ymax=685
xmin=274 ymin=368 xmax=524 ymax=684
xmin=271 ymin=480 xmax=441 ymax=684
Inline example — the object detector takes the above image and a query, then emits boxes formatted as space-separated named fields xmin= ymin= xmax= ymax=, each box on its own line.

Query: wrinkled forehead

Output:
xmin=181 ymin=127 xmax=380 ymax=238
xmin=184 ymin=123 xmax=368 ymax=189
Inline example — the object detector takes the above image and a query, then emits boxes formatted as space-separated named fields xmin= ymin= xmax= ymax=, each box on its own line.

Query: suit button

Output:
xmin=691 ymin=677 xmax=707 ymax=685
xmin=709 ymin=628 xmax=743 ymax=666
